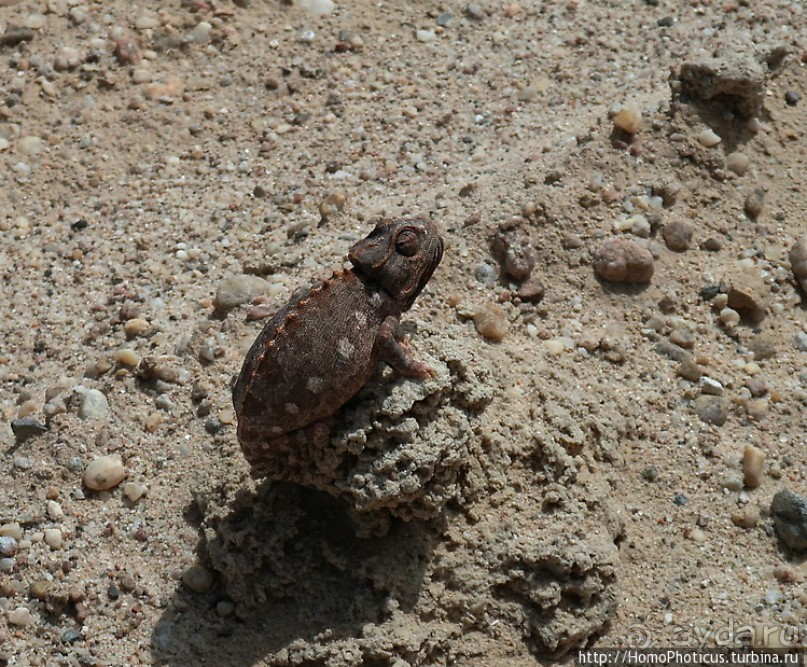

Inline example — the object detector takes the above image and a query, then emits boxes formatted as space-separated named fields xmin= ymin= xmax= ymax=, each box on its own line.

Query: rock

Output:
xmin=78 ymin=388 xmax=109 ymax=419
xmin=789 ymin=235 xmax=807 ymax=293
xmin=744 ymin=186 xmax=765 ymax=219
xmin=0 ymin=27 xmax=35 ymax=47
xmin=771 ymin=489 xmax=807 ymax=551
xmin=213 ymin=274 xmax=269 ymax=310
xmin=613 ymin=106 xmax=642 ymax=134
xmin=415 ymin=29 xmax=436 ymax=43
xmin=699 ymin=377 xmax=723 ymax=396
xmin=124 ymin=482 xmax=148 ymax=503
xmin=696 ymin=128 xmax=721 ymax=147
xmin=516 ymin=275 xmax=545 ymax=303
xmin=44 ymin=528 xmax=63 ymax=549
xmin=8 ymin=607 xmax=33 ymax=627
xmin=0 ymin=536 xmax=18 ymax=557
xmin=673 ymin=43 xmax=788 ymax=118
xmin=473 ymin=303 xmax=509 ymax=341
xmin=721 ymin=472 xmax=744 ymax=492
xmin=297 ymin=0 xmax=335 ymax=15
xmin=465 ymin=3 xmax=486 ymax=20
xmin=123 ymin=318 xmax=150 ymax=338
xmin=113 ymin=36 xmax=141 ymax=65
xmin=490 ymin=223 xmax=536 ymax=281
xmin=731 ymin=510 xmax=760 ymax=529
xmin=693 ymin=396 xmax=728 ymax=426
xmin=661 ymin=220 xmax=694 ymax=251
xmin=593 ymin=238 xmax=654 ymax=283
xmin=743 ymin=445 xmax=765 ymax=488
xmin=726 ymin=267 xmax=766 ymax=320
xmin=0 ymin=523 xmax=23 ymax=540
xmin=677 ymin=358 xmax=702 ymax=382
xmin=18 ymin=136 xmax=43 ymax=156
xmin=726 ymin=152 xmax=750 ymax=175
xmin=54 ymin=46 xmax=81 ymax=71
xmin=181 ymin=563 xmax=214 ymax=593
xmin=10 ymin=417 xmax=47 ymax=444
xmin=84 ymin=454 xmax=126 ymax=491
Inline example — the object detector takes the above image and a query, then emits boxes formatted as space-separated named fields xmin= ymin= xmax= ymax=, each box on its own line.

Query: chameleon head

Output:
xmin=348 ymin=218 xmax=444 ymax=311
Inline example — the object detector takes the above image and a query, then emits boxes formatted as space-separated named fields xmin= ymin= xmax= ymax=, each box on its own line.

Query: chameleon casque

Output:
xmin=232 ymin=218 xmax=444 ymax=477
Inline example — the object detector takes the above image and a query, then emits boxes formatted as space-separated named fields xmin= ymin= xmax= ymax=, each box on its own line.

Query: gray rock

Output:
xmin=771 ymin=489 xmax=807 ymax=551
xmin=213 ymin=274 xmax=270 ymax=310
xmin=78 ymin=388 xmax=109 ymax=419
xmin=693 ymin=396 xmax=729 ymax=426
xmin=10 ymin=417 xmax=47 ymax=444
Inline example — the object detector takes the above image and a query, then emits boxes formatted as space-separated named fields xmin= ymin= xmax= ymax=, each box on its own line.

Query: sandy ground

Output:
xmin=0 ymin=1 xmax=806 ymax=665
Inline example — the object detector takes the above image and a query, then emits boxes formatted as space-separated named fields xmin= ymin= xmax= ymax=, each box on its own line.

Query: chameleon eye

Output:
xmin=395 ymin=229 xmax=420 ymax=257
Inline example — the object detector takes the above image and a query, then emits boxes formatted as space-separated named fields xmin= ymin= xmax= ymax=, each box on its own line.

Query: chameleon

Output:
xmin=232 ymin=217 xmax=444 ymax=478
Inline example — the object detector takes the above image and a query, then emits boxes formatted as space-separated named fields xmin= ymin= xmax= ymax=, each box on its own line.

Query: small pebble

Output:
xmin=10 ymin=417 xmax=47 ymax=444
xmin=79 ymin=389 xmax=109 ymax=419
xmin=699 ymin=377 xmax=723 ymax=396
xmin=0 ymin=536 xmax=18 ymax=558
xmin=297 ymin=0 xmax=335 ymax=14
xmin=0 ymin=523 xmax=23 ymax=540
xmin=593 ymin=237 xmax=654 ymax=283
xmin=46 ymin=500 xmax=63 ymax=520
xmin=123 ymin=482 xmax=148 ymax=503
xmin=84 ymin=454 xmax=126 ymax=491
xmin=702 ymin=236 xmax=724 ymax=252
xmin=123 ymin=318 xmax=150 ymax=338
xmin=669 ymin=328 xmax=694 ymax=349
xmin=693 ymin=396 xmax=728 ymax=426
xmin=743 ymin=445 xmax=765 ymax=488
xmin=516 ymin=275 xmax=545 ymax=303
xmin=731 ymin=510 xmax=760 ymax=529
xmin=677 ymin=358 xmax=702 ymax=382
xmin=721 ymin=472 xmax=744 ymax=492
xmin=789 ymin=236 xmax=807 ymax=293
xmin=115 ymin=348 xmax=141 ymax=367
xmin=415 ymin=29 xmax=436 ymax=43
xmin=181 ymin=563 xmax=214 ymax=593
xmin=726 ymin=152 xmax=750 ymax=176
xmin=744 ymin=186 xmax=765 ymax=219
xmin=44 ymin=528 xmax=63 ymax=550
xmin=771 ymin=489 xmax=807 ymax=551
xmin=214 ymin=274 xmax=270 ymax=310
xmin=746 ymin=398 xmax=768 ymax=421
xmin=18 ymin=136 xmax=43 ymax=156
xmin=466 ymin=3 xmax=486 ymax=20
xmin=696 ymin=128 xmax=721 ymax=147
xmin=54 ymin=46 xmax=81 ymax=71
xmin=661 ymin=220 xmax=693 ymax=251
xmin=718 ymin=307 xmax=740 ymax=328
xmin=613 ymin=106 xmax=642 ymax=135
xmin=191 ymin=21 xmax=212 ymax=44
xmin=784 ymin=91 xmax=800 ymax=106
xmin=8 ymin=607 xmax=34 ymax=627
xmin=473 ymin=304 xmax=509 ymax=341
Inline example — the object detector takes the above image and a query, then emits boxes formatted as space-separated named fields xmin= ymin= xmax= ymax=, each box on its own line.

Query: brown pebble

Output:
xmin=742 ymin=444 xmax=765 ymax=488
xmin=593 ymin=238 xmax=654 ymax=283
xmin=727 ymin=268 xmax=767 ymax=321
xmin=516 ymin=275 xmax=545 ymax=303
xmin=744 ymin=186 xmax=765 ymax=219
xmin=744 ymin=378 xmax=768 ymax=397
xmin=613 ymin=106 xmax=642 ymax=135
xmin=789 ymin=235 xmax=807 ymax=293
xmin=731 ymin=510 xmax=760 ymax=529
xmin=662 ymin=220 xmax=694 ymax=251
xmin=677 ymin=358 xmax=703 ymax=382
xmin=772 ymin=564 xmax=798 ymax=584
xmin=113 ymin=37 xmax=141 ymax=65
xmin=473 ymin=303 xmax=509 ymax=341
xmin=746 ymin=398 xmax=768 ymax=421
xmin=702 ymin=236 xmax=724 ymax=252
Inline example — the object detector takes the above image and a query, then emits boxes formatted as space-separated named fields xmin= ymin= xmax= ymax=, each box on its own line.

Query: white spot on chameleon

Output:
xmin=337 ymin=337 xmax=355 ymax=359
xmin=285 ymin=403 xmax=299 ymax=414
xmin=369 ymin=291 xmax=383 ymax=308
xmin=306 ymin=377 xmax=324 ymax=393
xmin=354 ymin=311 xmax=367 ymax=326
xmin=270 ymin=426 xmax=283 ymax=435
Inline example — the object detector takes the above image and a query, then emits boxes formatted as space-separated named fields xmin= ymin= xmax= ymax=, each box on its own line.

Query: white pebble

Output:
xmin=135 ymin=15 xmax=159 ymax=30
xmin=132 ymin=68 xmax=153 ymax=84
xmin=416 ymin=29 xmax=436 ymax=42
xmin=18 ymin=136 xmax=43 ymax=156
xmin=123 ymin=482 xmax=148 ymax=503
xmin=44 ymin=528 xmax=63 ymax=550
xmin=24 ymin=14 xmax=47 ymax=29
xmin=192 ymin=21 xmax=212 ymax=43
xmin=297 ymin=0 xmax=335 ymax=14
xmin=46 ymin=500 xmax=63 ymax=521
xmin=84 ymin=454 xmax=126 ymax=491
xmin=8 ymin=607 xmax=34 ymax=627
xmin=726 ymin=152 xmax=750 ymax=176
xmin=545 ymin=338 xmax=566 ymax=355
xmin=719 ymin=308 xmax=740 ymax=327
xmin=0 ymin=523 xmax=23 ymax=540
xmin=696 ymin=129 xmax=721 ymax=147
xmin=79 ymin=388 xmax=109 ymax=419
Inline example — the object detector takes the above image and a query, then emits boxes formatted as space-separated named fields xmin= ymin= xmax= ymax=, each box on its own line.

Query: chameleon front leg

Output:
xmin=375 ymin=316 xmax=434 ymax=379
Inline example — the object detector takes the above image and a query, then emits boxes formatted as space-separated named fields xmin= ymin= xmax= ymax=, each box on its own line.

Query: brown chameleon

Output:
xmin=232 ymin=218 xmax=444 ymax=477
